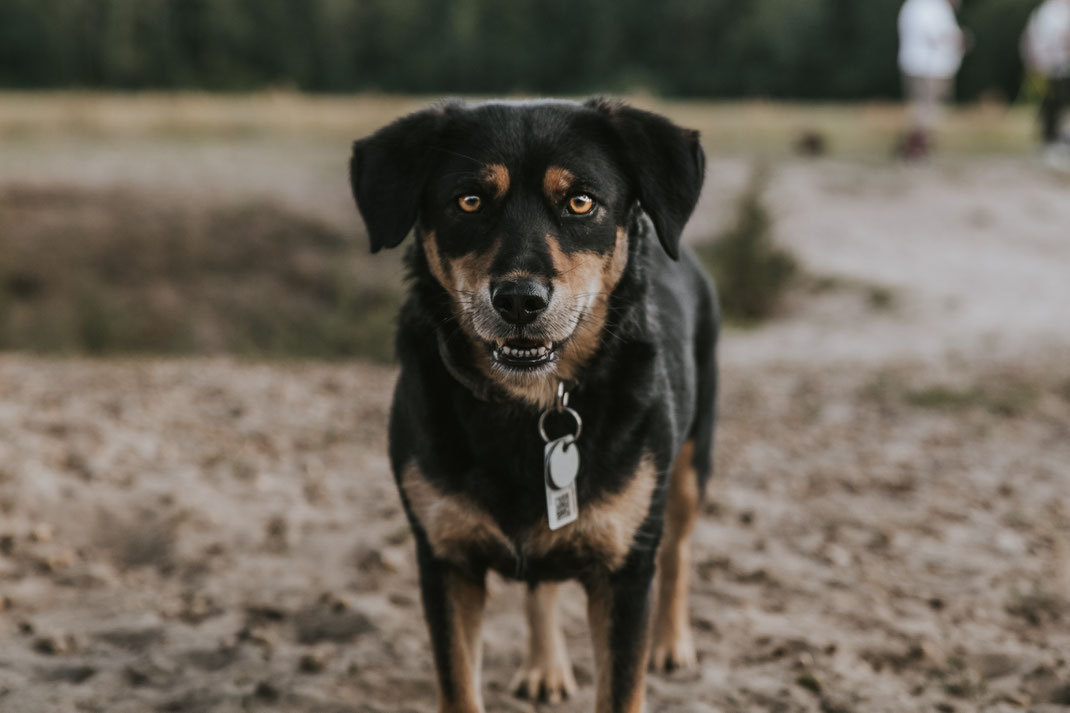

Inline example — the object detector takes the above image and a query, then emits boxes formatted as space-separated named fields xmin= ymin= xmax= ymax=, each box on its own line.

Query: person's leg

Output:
xmin=901 ymin=74 xmax=949 ymax=158
xmin=924 ymin=76 xmax=953 ymax=132
xmin=1041 ymin=75 xmax=1060 ymax=145
xmin=904 ymin=74 xmax=927 ymax=132
xmin=1054 ymin=77 xmax=1070 ymax=143
xmin=900 ymin=74 xmax=928 ymax=158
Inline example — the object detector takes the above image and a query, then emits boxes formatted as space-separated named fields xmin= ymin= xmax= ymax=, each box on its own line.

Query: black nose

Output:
xmin=491 ymin=279 xmax=550 ymax=325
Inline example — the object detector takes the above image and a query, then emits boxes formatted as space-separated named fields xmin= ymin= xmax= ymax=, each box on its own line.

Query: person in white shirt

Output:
xmin=1022 ymin=0 xmax=1070 ymax=154
xmin=897 ymin=0 xmax=966 ymax=157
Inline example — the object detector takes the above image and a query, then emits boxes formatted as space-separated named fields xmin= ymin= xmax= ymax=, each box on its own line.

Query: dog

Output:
xmin=349 ymin=98 xmax=719 ymax=713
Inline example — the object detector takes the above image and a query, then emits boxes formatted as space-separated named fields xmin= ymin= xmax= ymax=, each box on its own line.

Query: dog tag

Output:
xmin=544 ymin=436 xmax=579 ymax=489
xmin=545 ymin=479 xmax=578 ymax=531
xmin=544 ymin=436 xmax=579 ymax=530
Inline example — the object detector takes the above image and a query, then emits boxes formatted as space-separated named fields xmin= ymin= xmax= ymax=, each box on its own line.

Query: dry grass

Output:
xmin=0 ymin=185 xmax=402 ymax=361
xmin=0 ymin=92 xmax=1040 ymax=155
xmin=0 ymin=92 xmax=430 ymax=142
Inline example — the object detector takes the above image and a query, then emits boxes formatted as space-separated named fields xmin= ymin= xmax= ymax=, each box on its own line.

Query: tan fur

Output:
xmin=587 ymin=577 xmax=648 ymax=713
xmin=546 ymin=229 xmax=629 ymax=384
xmin=543 ymin=166 xmax=574 ymax=203
xmin=494 ymin=378 xmax=560 ymax=414
xmin=440 ymin=571 xmax=487 ymax=713
xmin=526 ymin=451 xmax=656 ymax=571
xmin=650 ymin=440 xmax=700 ymax=671
xmin=512 ymin=582 xmax=577 ymax=703
xmin=402 ymin=452 xmax=657 ymax=574
xmin=586 ymin=577 xmax=614 ymax=713
xmin=475 ymin=229 xmax=628 ymax=411
xmin=422 ymin=230 xmax=501 ymax=343
xmin=426 ymin=219 xmax=629 ymax=412
xmin=481 ymin=163 xmax=510 ymax=199
xmin=422 ymin=230 xmax=500 ymax=298
xmin=400 ymin=463 xmax=511 ymax=564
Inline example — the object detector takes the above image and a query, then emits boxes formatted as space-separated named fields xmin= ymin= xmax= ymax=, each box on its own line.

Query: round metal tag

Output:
xmin=546 ymin=437 xmax=580 ymax=489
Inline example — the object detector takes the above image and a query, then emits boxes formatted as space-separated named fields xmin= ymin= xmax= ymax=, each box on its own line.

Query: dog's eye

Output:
xmin=567 ymin=194 xmax=594 ymax=215
xmin=457 ymin=195 xmax=482 ymax=213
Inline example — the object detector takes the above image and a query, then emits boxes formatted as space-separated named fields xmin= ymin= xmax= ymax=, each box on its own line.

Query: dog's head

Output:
xmin=350 ymin=99 xmax=704 ymax=403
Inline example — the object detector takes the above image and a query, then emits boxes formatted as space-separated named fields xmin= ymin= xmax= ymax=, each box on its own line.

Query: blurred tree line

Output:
xmin=0 ymin=0 xmax=1042 ymax=101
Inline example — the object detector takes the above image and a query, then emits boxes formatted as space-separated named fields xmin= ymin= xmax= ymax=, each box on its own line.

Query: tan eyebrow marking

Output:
xmin=543 ymin=166 xmax=574 ymax=203
xmin=482 ymin=163 xmax=510 ymax=198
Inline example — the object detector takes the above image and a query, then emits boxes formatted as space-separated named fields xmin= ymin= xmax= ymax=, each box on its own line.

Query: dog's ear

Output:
xmin=587 ymin=98 xmax=705 ymax=260
xmin=349 ymin=105 xmax=454 ymax=253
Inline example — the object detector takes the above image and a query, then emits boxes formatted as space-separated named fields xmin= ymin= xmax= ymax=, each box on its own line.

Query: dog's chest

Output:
xmin=400 ymin=455 xmax=658 ymax=576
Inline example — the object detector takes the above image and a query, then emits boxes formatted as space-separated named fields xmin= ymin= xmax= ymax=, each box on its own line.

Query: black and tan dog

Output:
xmin=349 ymin=98 xmax=718 ymax=713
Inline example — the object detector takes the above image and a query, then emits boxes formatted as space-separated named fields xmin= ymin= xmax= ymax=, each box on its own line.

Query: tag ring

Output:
xmin=539 ymin=406 xmax=582 ymax=443
xmin=554 ymin=382 xmax=569 ymax=412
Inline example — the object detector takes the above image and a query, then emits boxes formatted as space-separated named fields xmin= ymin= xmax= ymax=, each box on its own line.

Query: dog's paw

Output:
xmin=649 ymin=631 xmax=697 ymax=673
xmin=511 ymin=661 xmax=578 ymax=704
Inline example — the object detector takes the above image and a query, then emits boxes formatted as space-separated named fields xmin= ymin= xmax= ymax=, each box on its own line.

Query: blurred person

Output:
xmin=1021 ymin=0 xmax=1070 ymax=169
xmin=897 ymin=0 xmax=967 ymax=159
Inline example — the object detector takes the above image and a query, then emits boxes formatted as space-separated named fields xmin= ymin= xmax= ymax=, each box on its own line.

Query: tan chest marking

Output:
xmin=402 ymin=455 xmax=658 ymax=574
xmin=401 ymin=463 xmax=511 ymax=564
xmin=524 ymin=452 xmax=657 ymax=571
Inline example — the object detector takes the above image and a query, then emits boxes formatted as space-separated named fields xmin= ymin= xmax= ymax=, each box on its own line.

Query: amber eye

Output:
xmin=458 ymin=195 xmax=482 ymax=213
xmin=567 ymin=193 xmax=594 ymax=215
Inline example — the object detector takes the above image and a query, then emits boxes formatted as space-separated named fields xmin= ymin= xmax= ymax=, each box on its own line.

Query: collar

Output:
xmin=436 ymin=329 xmax=495 ymax=402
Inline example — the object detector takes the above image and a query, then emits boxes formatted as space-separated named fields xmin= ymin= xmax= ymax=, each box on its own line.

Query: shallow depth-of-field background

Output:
xmin=1 ymin=94 xmax=1070 ymax=713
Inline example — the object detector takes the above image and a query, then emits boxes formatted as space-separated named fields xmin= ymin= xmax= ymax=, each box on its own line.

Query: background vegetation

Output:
xmin=0 ymin=185 xmax=400 ymax=361
xmin=696 ymin=167 xmax=799 ymax=325
xmin=0 ymin=0 xmax=1044 ymax=102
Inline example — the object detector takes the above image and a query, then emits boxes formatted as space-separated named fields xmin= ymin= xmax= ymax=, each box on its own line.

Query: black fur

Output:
xmin=350 ymin=98 xmax=719 ymax=711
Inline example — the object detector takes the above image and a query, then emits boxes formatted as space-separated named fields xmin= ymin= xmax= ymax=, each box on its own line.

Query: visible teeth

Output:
xmin=497 ymin=343 xmax=553 ymax=360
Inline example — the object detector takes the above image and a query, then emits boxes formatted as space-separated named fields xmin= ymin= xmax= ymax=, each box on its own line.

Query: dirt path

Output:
xmin=0 ymin=354 xmax=1067 ymax=713
xmin=2 ymin=157 xmax=1070 ymax=712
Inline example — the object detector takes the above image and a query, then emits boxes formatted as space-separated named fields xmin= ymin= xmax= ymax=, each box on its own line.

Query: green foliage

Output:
xmin=904 ymin=382 xmax=1037 ymax=417
xmin=0 ymin=0 xmax=1046 ymax=100
xmin=959 ymin=0 xmax=1040 ymax=102
xmin=696 ymin=168 xmax=798 ymax=324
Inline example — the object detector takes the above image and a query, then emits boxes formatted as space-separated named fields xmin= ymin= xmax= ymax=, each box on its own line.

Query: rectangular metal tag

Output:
xmin=546 ymin=480 xmax=578 ymax=531
xmin=544 ymin=439 xmax=578 ymax=530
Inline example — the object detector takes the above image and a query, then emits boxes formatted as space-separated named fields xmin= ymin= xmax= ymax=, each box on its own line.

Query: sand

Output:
xmin=2 ymin=156 xmax=1070 ymax=712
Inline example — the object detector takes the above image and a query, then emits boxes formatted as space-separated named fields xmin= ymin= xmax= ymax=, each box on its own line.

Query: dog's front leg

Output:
xmin=512 ymin=581 xmax=578 ymax=703
xmin=416 ymin=540 xmax=487 ymax=713
xmin=585 ymin=562 xmax=655 ymax=713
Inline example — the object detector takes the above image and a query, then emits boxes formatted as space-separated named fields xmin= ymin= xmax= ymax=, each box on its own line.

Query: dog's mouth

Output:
xmin=490 ymin=338 xmax=557 ymax=370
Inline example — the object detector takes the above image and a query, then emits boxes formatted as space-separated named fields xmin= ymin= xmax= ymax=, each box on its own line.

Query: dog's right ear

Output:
xmin=349 ymin=105 xmax=454 ymax=253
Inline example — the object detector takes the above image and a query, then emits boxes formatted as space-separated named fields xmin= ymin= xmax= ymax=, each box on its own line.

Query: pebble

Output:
xmin=298 ymin=647 xmax=331 ymax=674
xmin=30 ymin=524 xmax=54 ymax=544
xmin=33 ymin=634 xmax=76 ymax=656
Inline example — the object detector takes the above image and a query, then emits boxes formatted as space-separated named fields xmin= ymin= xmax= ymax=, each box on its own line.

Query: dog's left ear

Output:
xmin=587 ymin=99 xmax=705 ymax=260
xmin=350 ymin=104 xmax=455 ymax=253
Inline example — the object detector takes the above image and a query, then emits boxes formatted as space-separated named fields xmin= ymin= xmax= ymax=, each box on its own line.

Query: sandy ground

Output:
xmin=2 ymin=154 xmax=1070 ymax=713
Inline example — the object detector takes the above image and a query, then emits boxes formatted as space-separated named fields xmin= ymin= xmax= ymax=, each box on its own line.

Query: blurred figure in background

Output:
xmin=897 ymin=0 xmax=966 ymax=159
xmin=1021 ymin=0 xmax=1070 ymax=169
